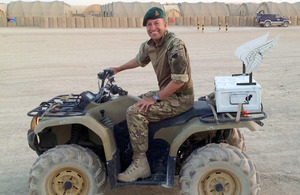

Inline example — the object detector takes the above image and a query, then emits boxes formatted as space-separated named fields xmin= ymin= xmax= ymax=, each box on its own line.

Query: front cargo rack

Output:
xmin=27 ymin=94 xmax=86 ymax=118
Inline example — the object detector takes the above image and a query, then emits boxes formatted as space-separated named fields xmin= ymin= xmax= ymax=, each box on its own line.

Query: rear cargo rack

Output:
xmin=27 ymin=94 xmax=86 ymax=118
xmin=199 ymin=111 xmax=267 ymax=124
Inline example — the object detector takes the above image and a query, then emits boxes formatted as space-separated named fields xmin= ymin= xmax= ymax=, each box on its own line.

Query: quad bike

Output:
xmin=27 ymin=67 xmax=267 ymax=195
xmin=27 ymin=33 xmax=280 ymax=195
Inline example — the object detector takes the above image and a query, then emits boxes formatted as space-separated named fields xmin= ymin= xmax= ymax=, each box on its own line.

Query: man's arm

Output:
xmin=110 ymin=58 xmax=140 ymax=75
xmin=156 ymin=80 xmax=184 ymax=100
xmin=134 ymin=80 xmax=184 ymax=112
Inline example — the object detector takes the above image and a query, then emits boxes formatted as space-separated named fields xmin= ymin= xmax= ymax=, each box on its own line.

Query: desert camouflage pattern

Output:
xmin=136 ymin=31 xmax=193 ymax=93
xmin=127 ymin=91 xmax=194 ymax=153
xmin=168 ymin=38 xmax=189 ymax=83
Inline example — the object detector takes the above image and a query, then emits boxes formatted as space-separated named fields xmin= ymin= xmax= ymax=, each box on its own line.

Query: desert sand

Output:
xmin=0 ymin=26 xmax=299 ymax=194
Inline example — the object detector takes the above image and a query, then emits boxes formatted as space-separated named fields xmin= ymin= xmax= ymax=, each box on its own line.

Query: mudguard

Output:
xmin=168 ymin=118 xmax=261 ymax=156
xmin=33 ymin=114 xmax=117 ymax=161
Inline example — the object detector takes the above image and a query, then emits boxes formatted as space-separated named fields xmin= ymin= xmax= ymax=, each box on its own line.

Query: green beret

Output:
xmin=143 ymin=7 xmax=165 ymax=26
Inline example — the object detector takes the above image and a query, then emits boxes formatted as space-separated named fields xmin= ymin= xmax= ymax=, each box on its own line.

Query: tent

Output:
xmin=236 ymin=3 xmax=259 ymax=16
xmin=7 ymin=1 xmax=72 ymax=17
xmin=256 ymin=2 xmax=300 ymax=16
xmin=101 ymin=2 xmax=163 ymax=17
xmin=84 ymin=4 xmax=101 ymax=16
xmin=178 ymin=2 xmax=230 ymax=17
xmin=163 ymin=4 xmax=181 ymax=17
xmin=268 ymin=2 xmax=300 ymax=16
xmin=71 ymin=6 xmax=87 ymax=16
xmin=0 ymin=4 xmax=7 ymax=17
xmin=227 ymin=3 xmax=240 ymax=16
xmin=178 ymin=2 xmax=300 ymax=17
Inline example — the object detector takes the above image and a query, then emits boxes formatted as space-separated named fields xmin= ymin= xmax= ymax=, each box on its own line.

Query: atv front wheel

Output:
xmin=29 ymin=144 xmax=107 ymax=195
xmin=179 ymin=143 xmax=260 ymax=195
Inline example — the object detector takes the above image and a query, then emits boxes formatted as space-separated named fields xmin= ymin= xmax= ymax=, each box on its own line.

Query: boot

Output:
xmin=117 ymin=153 xmax=151 ymax=182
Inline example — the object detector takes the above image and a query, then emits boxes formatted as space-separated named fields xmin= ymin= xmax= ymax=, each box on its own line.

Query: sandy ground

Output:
xmin=0 ymin=26 xmax=299 ymax=194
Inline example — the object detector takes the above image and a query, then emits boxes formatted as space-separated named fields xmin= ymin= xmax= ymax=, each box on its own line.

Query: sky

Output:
xmin=1 ymin=0 xmax=299 ymax=5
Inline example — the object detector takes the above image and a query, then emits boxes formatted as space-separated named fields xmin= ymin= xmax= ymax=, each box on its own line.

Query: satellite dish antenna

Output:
xmin=234 ymin=33 xmax=280 ymax=85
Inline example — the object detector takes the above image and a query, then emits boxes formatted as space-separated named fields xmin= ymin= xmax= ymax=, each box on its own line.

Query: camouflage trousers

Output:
xmin=126 ymin=91 xmax=194 ymax=153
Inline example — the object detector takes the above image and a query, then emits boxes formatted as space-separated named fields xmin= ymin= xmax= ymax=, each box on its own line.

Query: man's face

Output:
xmin=146 ymin=18 xmax=167 ymax=44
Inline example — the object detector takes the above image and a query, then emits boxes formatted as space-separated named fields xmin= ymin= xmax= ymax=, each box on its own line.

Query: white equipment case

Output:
xmin=214 ymin=76 xmax=261 ymax=113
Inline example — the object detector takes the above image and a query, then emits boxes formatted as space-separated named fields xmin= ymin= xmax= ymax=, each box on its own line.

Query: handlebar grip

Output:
xmin=111 ymin=85 xmax=128 ymax=96
xmin=104 ymin=69 xmax=114 ymax=76
xmin=98 ymin=69 xmax=115 ymax=79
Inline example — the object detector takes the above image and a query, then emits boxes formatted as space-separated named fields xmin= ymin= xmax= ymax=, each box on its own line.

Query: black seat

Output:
xmin=148 ymin=100 xmax=213 ymax=138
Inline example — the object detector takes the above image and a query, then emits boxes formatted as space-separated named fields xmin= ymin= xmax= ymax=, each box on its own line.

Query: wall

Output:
xmin=0 ymin=16 xmax=299 ymax=28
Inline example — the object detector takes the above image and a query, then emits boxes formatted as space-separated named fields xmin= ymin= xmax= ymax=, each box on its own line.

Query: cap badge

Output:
xmin=154 ymin=10 xmax=159 ymax=16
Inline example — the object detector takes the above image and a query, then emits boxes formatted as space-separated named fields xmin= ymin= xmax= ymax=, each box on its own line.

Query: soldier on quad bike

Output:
xmin=109 ymin=7 xmax=194 ymax=182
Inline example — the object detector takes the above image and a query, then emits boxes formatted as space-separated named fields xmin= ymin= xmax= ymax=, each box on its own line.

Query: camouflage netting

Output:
xmin=7 ymin=1 xmax=72 ymax=17
xmin=101 ymin=2 xmax=163 ymax=17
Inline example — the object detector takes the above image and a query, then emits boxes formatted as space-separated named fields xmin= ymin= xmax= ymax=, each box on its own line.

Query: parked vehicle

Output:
xmin=255 ymin=12 xmax=291 ymax=27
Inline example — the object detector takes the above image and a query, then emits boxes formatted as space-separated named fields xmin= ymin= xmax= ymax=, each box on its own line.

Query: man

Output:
xmin=109 ymin=7 xmax=194 ymax=182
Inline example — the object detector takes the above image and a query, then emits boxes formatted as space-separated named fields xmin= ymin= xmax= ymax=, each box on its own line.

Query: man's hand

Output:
xmin=134 ymin=97 xmax=156 ymax=112
xmin=108 ymin=67 xmax=120 ymax=76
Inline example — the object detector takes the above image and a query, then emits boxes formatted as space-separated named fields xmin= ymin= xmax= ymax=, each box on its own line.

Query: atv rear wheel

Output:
xmin=29 ymin=144 xmax=107 ymax=195
xmin=179 ymin=143 xmax=260 ymax=195
xmin=226 ymin=128 xmax=246 ymax=152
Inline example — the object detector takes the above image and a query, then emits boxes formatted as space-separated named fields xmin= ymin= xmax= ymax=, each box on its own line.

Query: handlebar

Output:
xmin=98 ymin=69 xmax=114 ymax=80
xmin=95 ymin=69 xmax=127 ymax=103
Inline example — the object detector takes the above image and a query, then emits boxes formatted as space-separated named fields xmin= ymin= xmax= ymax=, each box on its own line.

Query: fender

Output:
xmin=34 ymin=114 xmax=117 ymax=161
xmin=168 ymin=117 xmax=261 ymax=156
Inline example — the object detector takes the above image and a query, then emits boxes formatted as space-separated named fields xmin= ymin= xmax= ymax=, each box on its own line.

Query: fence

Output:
xmin=1 ymin=16 xmax=299 ymax=28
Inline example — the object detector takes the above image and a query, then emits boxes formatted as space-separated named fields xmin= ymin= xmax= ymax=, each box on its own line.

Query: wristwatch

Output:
xmin=153 ymin=94 xmax=161 ymax=102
